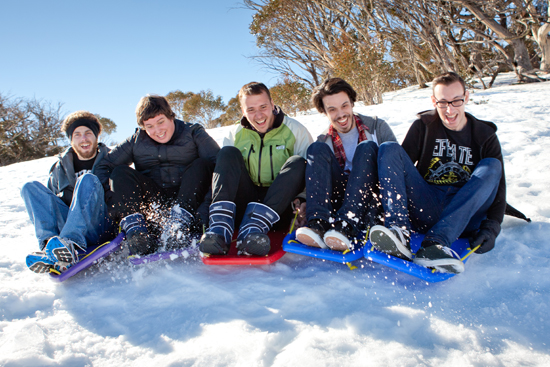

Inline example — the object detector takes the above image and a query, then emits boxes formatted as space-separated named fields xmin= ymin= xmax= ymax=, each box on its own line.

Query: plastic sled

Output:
xmin=201 ymin=231 xmax=287 ymax=265
xmin=129 ymin=244 xmax=200 ymax=265
xmin=49 ymin=232 xmax=125 ymax=282
xmin=283 ymin=231 xmax=365 ymax=264
xmin=363 ymin=233 xmax=471 ymax=282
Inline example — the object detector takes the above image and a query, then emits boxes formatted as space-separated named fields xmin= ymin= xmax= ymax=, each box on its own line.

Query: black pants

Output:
xmin=109 ymin=157 xmax=214 ymax=224
xmin=211 ymin=146 xmax=306 ymax=229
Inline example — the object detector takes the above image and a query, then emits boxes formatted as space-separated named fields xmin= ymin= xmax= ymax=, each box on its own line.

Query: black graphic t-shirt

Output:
xmin=72 ymin=151 xmax=97 ymax=180
xmin=402 ymin=116 xmax=484 ymax=188
xmin=422 ymin=124 xmax=477 ymax=185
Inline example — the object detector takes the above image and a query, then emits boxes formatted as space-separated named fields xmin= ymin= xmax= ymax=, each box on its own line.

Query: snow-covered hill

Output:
xmin=1 ymin=74 xmax=549 ymax=366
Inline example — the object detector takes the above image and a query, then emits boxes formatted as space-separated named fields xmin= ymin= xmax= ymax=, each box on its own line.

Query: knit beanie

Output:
xmin=66 ymin=118 xmax=101 ymax=140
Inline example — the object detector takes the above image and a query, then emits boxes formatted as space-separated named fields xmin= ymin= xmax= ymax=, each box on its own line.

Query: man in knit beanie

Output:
xmin=22 ymin=111 xmax=116 ymax=274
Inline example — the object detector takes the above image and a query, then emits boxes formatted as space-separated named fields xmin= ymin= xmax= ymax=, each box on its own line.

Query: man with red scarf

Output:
xmin=296 ymin=78 xmax=397 ymax=251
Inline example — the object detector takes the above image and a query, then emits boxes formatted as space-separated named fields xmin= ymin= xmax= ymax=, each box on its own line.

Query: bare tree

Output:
xmin=0 ymin=93 xmax=65 ymax=166
xmin=244 ymin=0 xmax=349 ymax=88
xmin=166 ymin=90 xmax=194 ymax=120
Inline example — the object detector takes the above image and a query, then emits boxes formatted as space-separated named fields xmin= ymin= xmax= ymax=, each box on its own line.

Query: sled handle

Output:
xmin=460 ymin=244 xmax=481 ymax=262
xmin=289 ymin=208 xmax=300 ymax=234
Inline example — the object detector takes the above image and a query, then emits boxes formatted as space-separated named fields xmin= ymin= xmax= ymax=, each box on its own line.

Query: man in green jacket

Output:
xmin=199 ymin=82 xmax=313 ymax=256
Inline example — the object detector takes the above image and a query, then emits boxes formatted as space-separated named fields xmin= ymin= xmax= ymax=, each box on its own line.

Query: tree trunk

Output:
xmin=535 ymin=22 xmax=550 ymax=71
xmin=453 ymin=0 xmax=534 ymax=71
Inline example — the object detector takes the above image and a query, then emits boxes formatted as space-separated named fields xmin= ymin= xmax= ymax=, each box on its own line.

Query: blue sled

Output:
xmin=283 ymin=232 xmax=365 ymax=264
xmin=49 ymin=232 xmax=125 ymax=282
xmin=363 ymin=233 xmax=471 ymax=282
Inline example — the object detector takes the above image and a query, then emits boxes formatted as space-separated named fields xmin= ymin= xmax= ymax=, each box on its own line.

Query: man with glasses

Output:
xmin=369 ymin=72 xmax=505 ymax=274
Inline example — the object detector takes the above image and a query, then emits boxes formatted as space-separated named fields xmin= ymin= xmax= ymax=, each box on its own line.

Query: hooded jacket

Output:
xmin=48 ymin=143 xmax=110 ymax=206
xmin=93 ymin=119 xmax=219 ymax=191
xmin=222 ymin=107 xmax=313 ymax=187
xmin=401 ymin=109 xmax=506 ymax=224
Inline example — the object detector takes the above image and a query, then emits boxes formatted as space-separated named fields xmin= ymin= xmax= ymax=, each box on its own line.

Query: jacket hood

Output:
xmin=417 ymin=109 xmax=497 ymax=146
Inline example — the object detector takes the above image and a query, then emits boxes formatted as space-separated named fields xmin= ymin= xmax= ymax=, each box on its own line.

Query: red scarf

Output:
xmin=328 ymin=115 xmax=370 ymax=171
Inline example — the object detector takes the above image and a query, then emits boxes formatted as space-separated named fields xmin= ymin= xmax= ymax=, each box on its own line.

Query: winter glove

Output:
xmin=104 ymin=190 xmax=114 ymax=204
xmin=470 ymin=219 xmax=501 ymax=254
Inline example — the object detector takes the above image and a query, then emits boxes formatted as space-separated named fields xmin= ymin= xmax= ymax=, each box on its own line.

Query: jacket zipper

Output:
xmin=269 ymin=145 xmax=274 ymax=182
xmin=247 ymin=144 xmax=254 ymax=173
xmin=258 ymin=138 xmax=264 ymax=186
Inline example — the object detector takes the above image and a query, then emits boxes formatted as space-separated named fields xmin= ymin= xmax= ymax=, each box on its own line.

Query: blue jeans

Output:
xmin=305 ymin=141 xmax=380 ymax=230
xmin=377 ymin=142 xmax=501 ymax=247
xmin=21 ymin=173 xmax=114 ymax=250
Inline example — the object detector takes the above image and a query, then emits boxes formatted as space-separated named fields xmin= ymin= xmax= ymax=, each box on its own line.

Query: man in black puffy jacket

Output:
xmin=94 ymin=95 xmax=219 ymax=255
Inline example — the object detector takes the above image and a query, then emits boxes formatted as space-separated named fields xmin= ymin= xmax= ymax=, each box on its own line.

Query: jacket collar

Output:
xmin=417 ymin=109 xmax=497 ymax=145
xmin=240 ymin=105 xmax=285 ymax=135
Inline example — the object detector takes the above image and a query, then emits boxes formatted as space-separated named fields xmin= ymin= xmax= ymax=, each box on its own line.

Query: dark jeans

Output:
xmin=377 ymin=141 xmax=501 ymax=247
xmin=305 ymin=141 xmax=380 ymax=231
xmin=109 ymin=157 xmax=214 ymax=224
xmin=211 ymin=146 xmax=306 ymax=228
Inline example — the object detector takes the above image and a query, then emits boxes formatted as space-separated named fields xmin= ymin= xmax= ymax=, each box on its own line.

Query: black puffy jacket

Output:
xmin=93 ymin=119 xmax=219 ymax=191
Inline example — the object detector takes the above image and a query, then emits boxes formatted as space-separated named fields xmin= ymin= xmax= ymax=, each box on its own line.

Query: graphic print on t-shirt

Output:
xmin=72 ymin=150 xmax=96 ymax=181
xmin=424 ymin=138 xmax=473 ymax=185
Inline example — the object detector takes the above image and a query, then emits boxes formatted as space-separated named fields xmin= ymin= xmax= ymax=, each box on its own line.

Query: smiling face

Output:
xmin=431 ymin=81 xmax=470 ymax=131
xmin=143 ymin=114 xmax=175 ymax=143
xmin=240 ymin=91 xmax=275 ymax=134
xmin=322 ymin=91 xmax=356 ymax=134
xmin=71 ymin=126 xmax=98 ymax=160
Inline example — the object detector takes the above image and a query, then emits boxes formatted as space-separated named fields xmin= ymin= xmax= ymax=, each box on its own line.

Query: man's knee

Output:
xmin=75 ymin=173 xmax=102 ymax=193
xmin=378 ymin=141 xmax=401 ymax=156
xmin=216 ymin=146 xmax=243 ymax=165
xmin=110 ymin=165 xmax=135 ymax=182
xmin=355 ymin=140 xmax=379 ymax=158
xmin=21 ymin=181 xmax=47 ymax=199
xmin=474 ymin=158 xmax=502 ymax=183
xmin=307 ymin=141 xmax=332 ymax=157
xmin=282 ymin=155 xmax=307 ymax=172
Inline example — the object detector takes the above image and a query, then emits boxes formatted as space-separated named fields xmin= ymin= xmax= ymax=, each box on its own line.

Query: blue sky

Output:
xmin=0 ymin=0 xmax=275 ymax=143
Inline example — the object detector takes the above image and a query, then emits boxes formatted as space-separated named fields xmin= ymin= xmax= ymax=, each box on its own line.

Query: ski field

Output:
xmin=1 ymin=73 xmax=549 ymax=366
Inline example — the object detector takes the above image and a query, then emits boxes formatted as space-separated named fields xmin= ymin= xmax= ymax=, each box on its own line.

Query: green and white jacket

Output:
xmin=223 ymin=107 xmax=313 ymax=187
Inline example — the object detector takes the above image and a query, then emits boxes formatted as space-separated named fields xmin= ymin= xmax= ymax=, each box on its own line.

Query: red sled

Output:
xmin=201 ymin=231 xmax=287 ymax=265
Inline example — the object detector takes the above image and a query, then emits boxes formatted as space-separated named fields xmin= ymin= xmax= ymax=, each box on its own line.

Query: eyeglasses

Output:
xmin=434 ymin=97 xmax=465 ymax=108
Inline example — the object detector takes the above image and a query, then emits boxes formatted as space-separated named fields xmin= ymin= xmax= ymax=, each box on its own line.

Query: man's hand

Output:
xmin=470 ymin=219 xmax=501 ymax=254
xmin=292 ymin=198 xmax=307 ymax=229
xmin=104 ymin=190 xmax=114 ymax=204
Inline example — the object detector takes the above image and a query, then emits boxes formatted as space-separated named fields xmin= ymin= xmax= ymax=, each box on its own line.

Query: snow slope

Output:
xmin=1 ymin=74 xmax=549 ymax=366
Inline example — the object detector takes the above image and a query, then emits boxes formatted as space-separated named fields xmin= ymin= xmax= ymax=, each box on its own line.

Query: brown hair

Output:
xmin=238 ymin=82 xmax=272 ymax=103
xmin=61 ymin=111 xmax=102 ymax=136
xmin=432 ymin=72 xmax=467 ymax=94
xmin=311 ymin=78 xmax=357 ymax=114
xmin=135 ymin=95 xmax=176 ymax=127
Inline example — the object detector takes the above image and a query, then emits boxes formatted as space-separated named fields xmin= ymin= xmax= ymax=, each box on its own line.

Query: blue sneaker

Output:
xmin=45 ymin=236 xmax=80 ymax=265
xmin=26 ymin=252 xmax=55 ymax=273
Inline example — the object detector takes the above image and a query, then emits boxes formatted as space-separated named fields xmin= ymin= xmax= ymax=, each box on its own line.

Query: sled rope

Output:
xmin=289 ymin=208 xmax=300 ymax=234
xmin=342 ymin=249 xmax=358 ymax=270
xmin=461 ymin=244 xmax=481 ymax=261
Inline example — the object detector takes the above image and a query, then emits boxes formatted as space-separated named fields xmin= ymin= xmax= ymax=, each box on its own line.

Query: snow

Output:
xmin=1 ymin=73 xmax=550 ymax=366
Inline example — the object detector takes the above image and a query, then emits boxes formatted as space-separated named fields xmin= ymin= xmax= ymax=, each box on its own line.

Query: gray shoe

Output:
xmin=369 ymin=225 xmax=412 ymax=260
xmin=413 ymin=244 xmax=464 ymax=274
